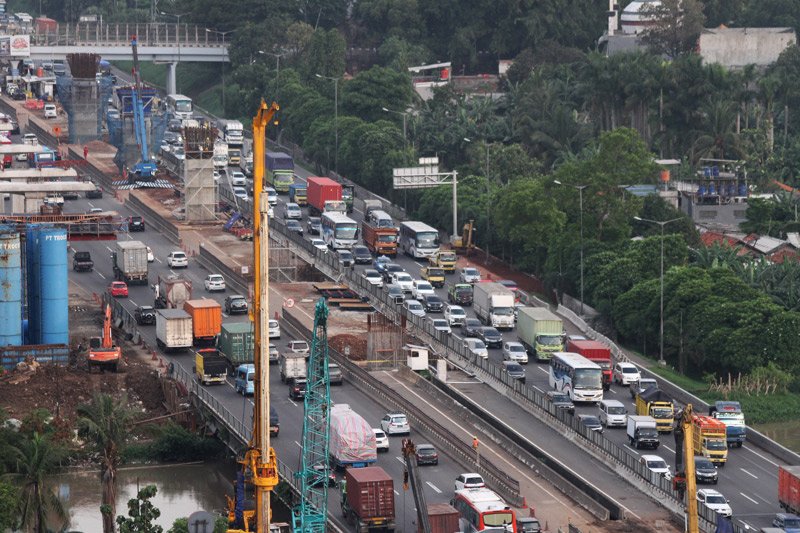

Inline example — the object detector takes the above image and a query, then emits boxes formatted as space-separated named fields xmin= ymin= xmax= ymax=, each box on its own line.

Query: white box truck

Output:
xmin=112 ymin=241 xmax=148 ymax=285
xmin=517 ymin=307 xmax=564 ymax=361
xmin=279 ymin=352 xmax=307 ymax=383
xmin=213 ymin=142 xmax=228 ymax=170
xmin=626 ymin=415 xmax=660 ymax=449
xmin=156 ymin=309 xmax=193 ymax=352
xmin=473 ymin=282 xmax=516 ymax=330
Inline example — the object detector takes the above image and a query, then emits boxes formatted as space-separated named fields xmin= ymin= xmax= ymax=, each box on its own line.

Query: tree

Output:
xmin=4 ymin=433 xmax=67 ymax=533
xmin=116 ymin=485 xmax=163 ymax=533
xmin=340 ymin=66 xmax=414 ymax=123
xmin=0 ymin=482 xmax=17 ymax=531
xmin=641 ymin=0 xmax=706 ymax=59
xmin=77 ymin=393 xmax=138 ymax=533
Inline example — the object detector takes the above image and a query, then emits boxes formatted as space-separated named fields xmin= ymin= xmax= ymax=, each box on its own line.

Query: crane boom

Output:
xmin=674 ymin=404 xmax=699 ymax=533
xmin=128 ymin=36 xmax=156 ymax=180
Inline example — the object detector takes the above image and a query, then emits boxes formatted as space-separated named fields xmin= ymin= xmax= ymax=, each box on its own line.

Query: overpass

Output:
xmin=29 ymin=22 xmax=229 ymax=94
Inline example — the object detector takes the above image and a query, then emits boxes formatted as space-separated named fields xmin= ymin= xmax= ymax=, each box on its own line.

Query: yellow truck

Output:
xmin=692 ymin=415 xmax=728 ymax=465
xmin=195 ymin=348 xmax=227 ymax=386
xmin=635 ymin=387 xmax=674 ymax=433
xmin=428 ymin=250 xmax=457 ymax=273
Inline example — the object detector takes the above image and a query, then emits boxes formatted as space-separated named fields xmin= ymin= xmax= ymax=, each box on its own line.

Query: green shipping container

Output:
xmin=217 ymin=322 xmax=255 ymax=367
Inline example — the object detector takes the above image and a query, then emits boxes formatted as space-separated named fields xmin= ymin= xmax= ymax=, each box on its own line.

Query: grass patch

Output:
xmin=123 ymin=423 xmax=224 ymax=463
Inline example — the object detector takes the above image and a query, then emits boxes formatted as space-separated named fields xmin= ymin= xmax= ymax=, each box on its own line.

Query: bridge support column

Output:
xmin=166 ymin=62 xmax=178 ymax=95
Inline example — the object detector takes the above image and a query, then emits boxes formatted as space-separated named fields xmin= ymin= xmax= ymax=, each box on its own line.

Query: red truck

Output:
xmin=780 ymin=465 xmax=800 ymax=514
xmin=341 ymin=466 xmax=395 ymax=532
xmin=421 ymin=503 xmax=459 ymax=533
xmin=307 ymin=176 xmax=344 ymax=216
xmin=362 ymin=219 xmax=398 ymax=256
xmin=566 ymin=339 xmax=612 ymax=390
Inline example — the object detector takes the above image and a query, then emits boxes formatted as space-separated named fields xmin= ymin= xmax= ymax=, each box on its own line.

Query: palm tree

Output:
xmin=4 ymin=432 xmax=67 ymax=532
xmin=691 ymin=97 xmax=743 ymax=162
xmin=77 ymin=393 xmax=138 ymax=533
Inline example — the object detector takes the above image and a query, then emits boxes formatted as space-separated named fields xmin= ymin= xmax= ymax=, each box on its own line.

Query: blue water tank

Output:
xmin=25 ymin=225 xmax=40 ymax=344
xmin=38 ymin=227 xmax=68 ymax=345
xmin=698 ymin=185 xmax=707 ymax=196
xmin=0 ymin=232 xmax=22 ymax=346
xmin=738 ymin=183 xmax=747 ymax=196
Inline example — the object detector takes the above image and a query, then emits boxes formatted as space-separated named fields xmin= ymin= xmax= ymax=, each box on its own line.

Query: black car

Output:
xmin=337 ymin=250 xmax=354 ymax=267
xmin=503 ymin=361 xmax=526 ymax=384
xmin=421 ymin=293 xmax=444 ymax=313
xmin=546 ymin=391 xmax=575 ymax=414
xmin=385 ymin=284 xmax=405 ymax=304
xmin=381 ymin=263 xmax=404 ymax=283
xmin=694 ymin=456 xmax=719 ymax=484
xmin=9 ymin=90 xmax=25 ymax=101
xmin=463 ymin=318 xmax=482 ymax=337
xmin=134 ymin=305 xmax=156 ymax=325
xmin=477 ymin=326 xmax=502 ymax=348
xmin=168 ymin=118 xmax=183 ymax=132
xmin=289 ymin=378 xmax=307 ymax=400
xmin=415 ymin=444 xmax=439 ymax=466
xmin=62 ymin=191 xmax=79 ymax=200
xmin=86 ymin=187 xmax=103 ymax=199
xmin=224 ymin=295 xmax=249 ymax=314
xmin=351 ymin=245 xmax=372 ymax=264
xmin=307 ymin=216 xmax=321 ymax=235
xmin=311 ymin=463 xmax=337 ymax=487
xmin=128 ymin=216 xmax=145 ymax=232
xmin=578 ymin=414 xmax=603 ymax=433
xmin=286 ymin=220 xmax=304 ymax=234
xmin=163 ymin=131 xmax=180 ymax=145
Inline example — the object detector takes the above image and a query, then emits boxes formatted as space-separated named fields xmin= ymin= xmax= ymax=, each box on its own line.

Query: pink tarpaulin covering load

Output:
xmin=330 ymin=404 xmax=377 ymax=466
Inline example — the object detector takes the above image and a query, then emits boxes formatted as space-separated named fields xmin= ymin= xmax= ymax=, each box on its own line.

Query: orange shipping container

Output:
xmin=183 ymin=299 xmax=222 ymax=344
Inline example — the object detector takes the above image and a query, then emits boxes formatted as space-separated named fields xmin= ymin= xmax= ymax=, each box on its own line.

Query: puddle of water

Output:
xmin=55 ymin=461 xmax=233 ymax=531
xmin=753 ymin=420 xmax=800 ymax=453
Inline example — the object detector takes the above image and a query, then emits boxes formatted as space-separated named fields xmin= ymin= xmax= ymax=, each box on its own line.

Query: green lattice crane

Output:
xmin=292 ymin=298 xmax=331 ymax=532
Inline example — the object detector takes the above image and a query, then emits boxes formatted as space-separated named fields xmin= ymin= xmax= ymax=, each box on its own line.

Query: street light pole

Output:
xmin=381 ymin=107 xmax=408 ymax=152
xmin=554 ymin=181 xmax=588 ymax=315
xmin=262 ymin=51 xmax=287 ymax=101
xmin=316 ymin=74 xmax=340 ymax=173
xmin=634 ymin=216 xmax=682 ymax=365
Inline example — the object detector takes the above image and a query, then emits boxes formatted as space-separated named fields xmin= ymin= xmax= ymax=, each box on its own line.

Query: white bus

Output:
xmin=166 ymin=94 xmax=193 ymax=119
xmin=451 ymin=488 xmax=517 ymax=532
xmin=399 ymin=221 xmax=440 ymax=259
xmin=321 ymin=212 xmax=359 ymax=250
xmin=549 ymin=352 xmax=603 ymax=403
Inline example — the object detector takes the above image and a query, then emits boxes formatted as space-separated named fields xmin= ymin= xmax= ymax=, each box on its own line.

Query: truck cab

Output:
xmin=288 ymin=184 xmax=307 ymax=206
xmin=429 ymin=249 xmax=457 ymax=272
xmin=709 ymin=401 xmax=746 ymax=448
xmin=635 ymin=387 xmax=674 ymax=433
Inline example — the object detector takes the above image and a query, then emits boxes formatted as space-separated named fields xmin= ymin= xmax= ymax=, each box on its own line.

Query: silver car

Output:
xmin=502 ymin=341 xmax=528 ymax=364
xmin=463 ymin=338 xmax=489 ymax=359
xmin=459 ymin=267 xmax=482 ymax=283
xmin=444 ymin=305 xmax=466 ymax=326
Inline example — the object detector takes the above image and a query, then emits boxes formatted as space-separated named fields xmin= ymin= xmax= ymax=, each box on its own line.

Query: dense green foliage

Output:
xmin=116 ymin=485 xmax=163 ymax=533
xmin=124 ymin=423 xmax=224 ymax=462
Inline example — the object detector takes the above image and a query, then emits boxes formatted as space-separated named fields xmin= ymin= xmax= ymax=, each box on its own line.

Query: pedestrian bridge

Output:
xmin=29 ymin=22 xmax=228 ymax=94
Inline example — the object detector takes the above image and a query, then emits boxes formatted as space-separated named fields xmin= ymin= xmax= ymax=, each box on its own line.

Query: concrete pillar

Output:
xmin=166 ymin=62 xmax=177 ymax=95
xmin=11 ymin=193 xmax=24 ymax=213
xmin=24 ymin=193 xmax=44 ymax=214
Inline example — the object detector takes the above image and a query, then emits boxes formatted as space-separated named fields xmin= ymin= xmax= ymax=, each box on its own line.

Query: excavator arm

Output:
xmin=674 ymin=404 xmax=699 ymax=533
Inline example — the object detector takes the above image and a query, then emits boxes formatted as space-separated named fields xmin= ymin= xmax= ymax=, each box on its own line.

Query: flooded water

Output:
xmin=56 ymin=461 xmax=234 ymax=531
xmin=754 ymin=420 xmax=800 ymax=453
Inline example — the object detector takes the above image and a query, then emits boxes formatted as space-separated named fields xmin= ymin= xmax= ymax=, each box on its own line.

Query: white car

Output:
xmin=43 ymin=103 xmax=57 ymax=118
xmin=230 ymin=170 xmax=246 ymax=186
xmin=268 ymin=319 xmax=280 ymax=339
xmin=146 ymin=246 xmax=154 ymax=263
xmin=640 ymin=455 xmax=672 ymax=480
xmin=429 ymin=318 xmax=451 ymax=334
xmin=697 ymin=489 xmax=732 ymax=517
xmin=204 ymin=274 xmax=226 ymax=292
xmin=167 ymin=251 xmax=188 ymax=268
xmin=287 ymin=340 xmax=309 ymax=354
xmin=310 ymin=238 xmax=327 ymax=252
xmin=232 ymin=186 xmax=248 ymax=200
xmin=380 ymin=412 xmax=410 ymax=436
xmin=22 ymin=133 xmax=37 ymax=145
xmin=373 ymin=428 xmax=390 ymax=452
xmin=459 ymin=267 xmax=482 ymax=284
xmin=284 ymin=203 xmax=302 ymax=219
xmin=502 ymin=341 xmax=529 ymax=364
xmin=265 ymin=187 xmax=278 ymax=206
xmin=362 ymin=269 xmax=383 ymax=288
xmin=403 ymin=299 xmax=425 ymax=318
xmin=463 ymin=338 xmax=489 ymax=359
xmin=411 ymin=280 xmax=435 ymax=300
xmin=455 ymin=473 xmax=485 ymax=491
xmin=391 ymin=272 xmax=414 ymax=292
xmin=444 ymin=305 xmax=466 ymax=327
xmin=614 ymin=362 xmax=641 ymax=386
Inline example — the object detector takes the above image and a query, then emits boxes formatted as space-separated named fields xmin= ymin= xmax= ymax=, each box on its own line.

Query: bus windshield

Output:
xmin=573 ymin=369 xmax=602 ymax=390
xmin=483 ymin=511 xmax=515 ymax=527
xmin=416 ymin=231 xmax=439 ymax=249
xmin=335 ymin=224 xmax=358 ymax=240
xmin=174 ymin=100 xmax=191 ymax=113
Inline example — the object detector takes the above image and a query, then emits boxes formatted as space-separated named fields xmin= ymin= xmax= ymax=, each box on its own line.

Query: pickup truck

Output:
xmin=72 ymin=251 xmax=94 ymax=272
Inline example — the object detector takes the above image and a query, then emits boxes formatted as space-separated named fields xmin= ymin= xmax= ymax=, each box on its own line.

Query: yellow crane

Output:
xmin=226 ymin=99 xmax=280 ymax=533
xmin=674 ymin=404 xmax=699 ymax=533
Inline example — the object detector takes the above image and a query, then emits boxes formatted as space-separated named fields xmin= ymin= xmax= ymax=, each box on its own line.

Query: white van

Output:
xmin=599 ymin=399 xmax=628 ymax=428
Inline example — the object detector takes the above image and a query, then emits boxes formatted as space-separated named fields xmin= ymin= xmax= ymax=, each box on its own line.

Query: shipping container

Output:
xmin=344 ymin=466 xmax=395 ymax=521
xmin=0 ymin=232 xmax=22 ymax=346
xmin=217 ymin=322 xmax=254 ymax=370
xmin=183 ymin=299 xmax=222 ymax=345
xmin=0 ymin=344 xmax=69 ymax=370
xmin=113 ymin=241 xmax=148 ymax=284
xmin=517 ymin=307 xmax=564 ymax=361
xmin=155 ymin=274 xmax=192 ymax=309
xmin=779 ymin=465 xmax=800 ymax=515
xmin=38 ymin=227 xmax=68 ymax=345
xmin=155 ymin=309 xmax=193 ymax=351
xmin=306 ymin=177 xmax=342 ymax=216
xmin=420 ymin=503 xmax=459 ymax=533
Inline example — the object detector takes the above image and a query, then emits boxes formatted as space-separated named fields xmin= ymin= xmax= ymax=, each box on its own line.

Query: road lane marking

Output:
xmin=105 ymin=245 xmax=113 ymax=252
xmin=414 ymin=262 xmax=424 ymax=268
xmin=295 ymin=441 xmax=302 ymax=449
xmin=607 ymin=388 xmax=616 ymax=394
xmin=381 ymin=371 xmax=639 ymax=519
xmin=155 ymin=257 xmax=162 ymax=264
xmin=739 ymin=492 xmax=758 ymax=505
xmin=537 ymin=367 xmax=548 ymax=375
xmin=129 ymin=299 xmax=137 ymax=307
xmin=96 ymin=271 xmax=106 ymax=280
xmin=742 ymin=446 xmax=779 ymax=468
xmin=623 ymin=445 xmax=640 ymax=455
xmin=88 ymin=202 xmax=94 ymax=208
xmin=425 ymin=482 xmax=441 ymax=494
xmin=662 ymin=444 xmax=674 ymax=453
xmin=393 ymin=490 xmax=400 ymax=496
xmin=395 ymin=456 xmax=404 ymax=464
xmin=754 ymin=493 xmax=772 ymax=505
xmin=740 ymin=468 xmax=758 ymax=479
xmin=170 ymin=269 xmax=177 ymax=276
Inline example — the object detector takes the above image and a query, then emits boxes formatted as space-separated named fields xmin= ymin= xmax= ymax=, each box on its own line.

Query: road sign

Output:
xmin=392 ymin=165 xmax=441 ymax=189
xmin=284 ymin=298 xmax=295 ymax=308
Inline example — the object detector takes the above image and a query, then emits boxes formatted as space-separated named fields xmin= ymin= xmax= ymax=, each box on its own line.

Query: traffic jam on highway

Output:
xmin=21 ymin=88 xmax=788 ymax=532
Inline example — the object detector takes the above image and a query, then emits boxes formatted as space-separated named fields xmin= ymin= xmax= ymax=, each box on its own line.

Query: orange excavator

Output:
xmin=88 ymin=304 xmax=121 ymax=372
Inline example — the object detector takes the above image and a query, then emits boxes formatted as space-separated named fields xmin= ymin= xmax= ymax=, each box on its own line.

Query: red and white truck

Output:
xmin=307 ymin=177 xmax=345 ymax=216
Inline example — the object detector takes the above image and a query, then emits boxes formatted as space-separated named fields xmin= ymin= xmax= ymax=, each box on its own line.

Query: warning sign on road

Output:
xmin=284 ymin=298 xmax=295 ymax=308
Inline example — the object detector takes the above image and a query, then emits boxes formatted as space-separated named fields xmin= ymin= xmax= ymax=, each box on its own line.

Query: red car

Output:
xmin=108 ymin=281 xmax=129 ymax=297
